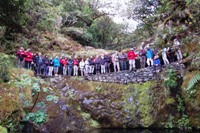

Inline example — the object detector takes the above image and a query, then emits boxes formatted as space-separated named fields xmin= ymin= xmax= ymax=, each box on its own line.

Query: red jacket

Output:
xmin=16 ymin=50 xmax=25 ymax=60
xmin=127 ymin=51 xmax=137 ymax=60
xmin=24 ymin=52 xmax=33 ymax=62
xmin=73 ymin=59 xmax=79 ymax=65
xmin=60 ymin=59 xmax=67 ymax=66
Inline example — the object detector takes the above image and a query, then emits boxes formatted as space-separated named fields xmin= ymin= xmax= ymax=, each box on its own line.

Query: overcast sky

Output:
xmin=98 ymin=0 xmax=138 ymax=31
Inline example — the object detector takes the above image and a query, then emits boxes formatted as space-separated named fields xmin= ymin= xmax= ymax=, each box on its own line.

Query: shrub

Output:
xmin=0 ymin=53 xmax=16 ymax=82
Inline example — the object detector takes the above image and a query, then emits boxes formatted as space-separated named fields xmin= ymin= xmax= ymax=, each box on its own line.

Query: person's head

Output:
xmin=27 ymin=48 xmax=31 ymax=52
xmin=90 ymin=56 xmax=93 ymax=59
xmin=56 ymin=56 xmax=58 ymax=59
xmin=81 ymin=58 xmax=84 ymax=62
xmin=130 ymin=48 xmax=134 ymax=51
xmin=163 ymin=48 xmax=167 ymax=52
xmin=20 ymin=47 xmax=24 ymax=51
xmin=38 ymin=53 xmax=42 ymax=56
xmin=45 ymin=55 xmax=48 ymax=58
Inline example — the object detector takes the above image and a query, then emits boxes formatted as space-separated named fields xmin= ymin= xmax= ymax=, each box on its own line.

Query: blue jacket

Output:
xmin=146 ymin=49 xmax=153 ymax=58
xmin=68 ymin=59 xmax=73 ymax=67
xmin=53 ymin=58 xmax=60 ymax=67
xmin=100 ymin=58 xmax=106 ymax=65
xmin=153 ymin=58 xmax=161 ymax=65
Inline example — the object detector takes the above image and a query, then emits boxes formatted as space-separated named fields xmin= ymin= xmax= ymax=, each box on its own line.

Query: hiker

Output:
xmin=53 ymin=56 xmax=60 ymax=76
xmin=176 ymin=47 xmax=183 ymax=62
xmin=48 ymin=57 xmax=54 ymax=76
xmin=139 ymin=47 xmax=146 ymax=68
xmin=127 ymin=48 xmax=137 ymax=71
xmin=24 ymin=49 xmax=33 ymax=69
xmin=95 ymin=55 xmax=101 ymax=74
xmin=84 ymin=58 xmax=90 ymax=76
xmin=162 ymin=48 xmax=169 ymax=65
xmin=146 ymin=46 xmax=154 ymax=67
xmin=112 ymin=51 xmax=120 ymax=72
xmin=120 ymin=52 xmax=127 ymax=71
xmin=67 ymin=58 xmax=73 ymax=76
xmin=16 ymin=47 xmax=25 ymax=68
xmin=79 ymin=59 xmax=85 ymax=76
xmin=89 ymin=56 xmax=95 ymax=75
xmin=168 ymin=47 xmax=175 ymax=63
xmin=43 ymin=55 xmax=49 ymax=76
xmin=100 ymin=54 xmax=106 ymax=74
xmin=104 ymin=53 xmax=112 ymax=73
xmin=36 ymin=53 xmax=43 ymax=75
xmin=153 ymin=54 xmax=161 ymax=72
xmin=60 ymin=56 xmax=67 ymax=76
xmin=73 ymin=57 xmax=79 ymax=76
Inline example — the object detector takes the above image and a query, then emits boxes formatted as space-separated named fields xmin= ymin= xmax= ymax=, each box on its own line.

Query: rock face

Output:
xmin=33 ymin=63 xmax=200 ymax=133
xmin=87 ymin=64 xmax=184 ymax=84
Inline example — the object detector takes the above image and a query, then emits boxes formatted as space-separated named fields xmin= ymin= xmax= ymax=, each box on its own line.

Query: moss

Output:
xmin=89 ymin=119 xmax=100 ymax=128
xmin=0 ymin=126 xmax=7 ymax=133
xmin=122 ymin=81 xmax=156 ymax=127
xmin=165 ymin=97 xmax=176 ymax=105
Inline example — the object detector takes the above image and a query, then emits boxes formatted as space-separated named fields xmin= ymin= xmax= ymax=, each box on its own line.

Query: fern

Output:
xmin=185 ymin=74 xmax=200 ymax=92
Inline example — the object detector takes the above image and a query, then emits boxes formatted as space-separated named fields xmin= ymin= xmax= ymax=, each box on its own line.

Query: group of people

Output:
xmin=16 ymin=39 xmax=183 ymax=77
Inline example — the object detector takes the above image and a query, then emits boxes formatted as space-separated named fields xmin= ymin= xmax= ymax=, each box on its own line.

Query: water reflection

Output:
xmin=88 ymin=129 xmax=197 ymax=133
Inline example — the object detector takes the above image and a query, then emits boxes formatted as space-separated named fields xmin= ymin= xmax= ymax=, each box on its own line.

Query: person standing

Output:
xmin=95 ymin=55 xmax=101 ymax=74
xmin=100 ymin=54 xmax=106 ymax=74
xmin=176 ymin=47 xmax=183 ymax=62
xmin=104 ymin=53 xmax=111 ymax=73
xmin=127 ymin=48 xmax=137 ymax=71
xmin=84 ymin=58 xmax=90 ymax=76
xmin=60 ymin=57 xmax=67 ymax=76
xmin=73 ymin=57 xmax=79 ymax=76
xmin=67 ymin=58 xmax=73 ymax=76
xmin=48 ymin=57 xmax=54 ymax=76
xmin=89 ymin=56 xmax=95 ymax=75
xmin=120 ymin=52 xmax=127 ymax=71
xmin=79 ymin=59 xmax=85 ymax=76
xmin=53 ymin=56 xmax=60 ymax=76
xmin=43 ymin=55 xmax=49 ymax=76
xmin=16 ymin=47 xmax=25 ymax=68
xmin=139 ymin=47 xmax=146 ymax=69
xmin=112 ymin=52 xmax=120 ymax=72
xmin=24 ymin=49 xmax=33 ymax=69
xmin=36 ymin=53 xmax=43 ymax=75
xmin=162 ymin=48 xmax=169 ymax=65
xmin=146 ymin=46 xmax=154 ymax=67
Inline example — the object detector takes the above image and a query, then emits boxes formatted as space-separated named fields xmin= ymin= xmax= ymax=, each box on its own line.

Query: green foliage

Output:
xmin=24 ymin=110 xmax=47 ymax=124
xmin=0 ymin=53 xmax=15 ymax=82
xmin=46 ymin=95 xmax=59 ymax=103
xmin=176 ymin=96 xmax=191 ymax=129
xmin=0 ymin=0 xmax=31 ymax=27
xmin=185 ymin=74 xmax=200 ymax=95
xmin=95 ymin=86 xmax=104 ymax=93
xmin=177 ymin=114 xmax=191 ymax=130
xmin=32 ymin=82 xmax=41 ymax=95
xmin=0 ymin=126 xmax=7 ymax=133
xmin=165 ymin=115 xmax=175 ymax=129
xmin=164 ymin=69 xmax=178 ymax=89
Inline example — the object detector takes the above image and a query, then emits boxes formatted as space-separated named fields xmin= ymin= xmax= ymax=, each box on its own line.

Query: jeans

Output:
xmin=140 ymin=56 xmax=146 ymax=68
xmin=43 ymin=65 xmax=48 ymax=76
xmin=17 ymin=59 xmax=24 ymax=68
xmin=25 ymin=61 xmax=32 ymax=69
xmin=120 ymin=61 xmax=127 ymax=71
xmin=89 ymin=65 xmax=95 ymax=74
xmin=37 ymin=64 xmax=43 ymax=75
xmin=68 ymin=66 xmax=73 ymax=76
xmin=105 ymin=62 xmax=111 ymax=73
